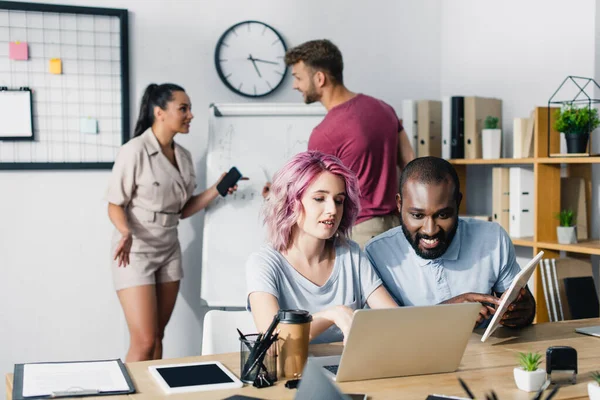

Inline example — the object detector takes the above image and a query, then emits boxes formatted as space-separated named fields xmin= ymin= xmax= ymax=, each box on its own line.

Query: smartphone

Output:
xmin=216 ymin=166 xmax=242 ymax=197
xmin=347 ymin=395 xmax=367 ymax=400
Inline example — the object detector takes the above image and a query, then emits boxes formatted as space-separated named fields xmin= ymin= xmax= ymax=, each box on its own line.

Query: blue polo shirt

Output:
xmin=365 ymin=218 xmax=520 ymax=306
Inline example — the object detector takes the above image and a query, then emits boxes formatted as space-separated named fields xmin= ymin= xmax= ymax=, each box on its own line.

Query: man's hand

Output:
xmin=499 ymin=288 xmax=536 ymax=328
xmin=262 ymin=182 xmax=271 ymax=199
xmin=441 ymin=292 xmax=501 ymax=325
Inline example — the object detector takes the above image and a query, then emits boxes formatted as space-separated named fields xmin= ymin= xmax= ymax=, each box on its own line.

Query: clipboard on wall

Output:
xmin=0 ymin=87 xmax=34 ymax=141
xmin=12 ymin=359 xmax=135 ymax=399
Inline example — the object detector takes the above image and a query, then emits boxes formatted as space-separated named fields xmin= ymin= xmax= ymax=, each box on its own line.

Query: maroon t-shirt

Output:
xmin=308 ymin=94 xmax=403 ymax=224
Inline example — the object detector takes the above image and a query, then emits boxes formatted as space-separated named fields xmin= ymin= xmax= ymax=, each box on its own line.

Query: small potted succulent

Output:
xmin=555 ymin=209 xmax=577 ymax=244
xmin=514 ymin=352 xmax=546 ymax=392
xmin=589 ymin=371 xmax=600 ymax=400
xmin=554 ymin=103 xmax=600 ymax=154
xmin=482 ymin=115 xmax=502 ymax=159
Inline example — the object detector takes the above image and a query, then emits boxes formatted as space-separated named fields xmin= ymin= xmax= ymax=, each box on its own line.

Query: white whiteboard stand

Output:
xmin=201 ymin=103 xmax=326 ymax=307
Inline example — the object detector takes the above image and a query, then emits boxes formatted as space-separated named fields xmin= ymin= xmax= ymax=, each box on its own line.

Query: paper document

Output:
xmin=23 ymin=360 xmax=129 ymax=397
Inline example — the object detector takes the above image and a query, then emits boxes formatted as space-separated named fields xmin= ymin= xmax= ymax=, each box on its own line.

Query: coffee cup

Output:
xmin=276 ymin=309 xmax=313 ymax=378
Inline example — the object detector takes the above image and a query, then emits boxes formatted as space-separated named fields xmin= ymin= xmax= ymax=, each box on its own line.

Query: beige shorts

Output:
xmin=351 ymin=214 xmax=401 ymax=249
xmin=111 ymin=244 xmax=183 ymax=291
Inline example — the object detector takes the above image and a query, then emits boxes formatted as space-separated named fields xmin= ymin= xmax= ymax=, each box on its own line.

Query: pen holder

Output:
xmin=240 ymin=333 xmax=278 ymax=384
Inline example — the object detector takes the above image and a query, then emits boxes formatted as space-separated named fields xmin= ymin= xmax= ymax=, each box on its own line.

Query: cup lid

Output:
xmin=277 ymin=309 xmax=313 ymax=324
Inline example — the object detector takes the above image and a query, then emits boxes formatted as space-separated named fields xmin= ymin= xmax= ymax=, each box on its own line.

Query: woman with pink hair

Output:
xmin=246 ymin=151 xmax=398 ymax=343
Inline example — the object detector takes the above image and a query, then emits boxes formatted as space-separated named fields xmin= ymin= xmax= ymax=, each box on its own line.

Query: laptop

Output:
xmin=575 ymin=325 xmax=600 ymax=337
xmin=310 ymin=303 xmax=481 ymax=382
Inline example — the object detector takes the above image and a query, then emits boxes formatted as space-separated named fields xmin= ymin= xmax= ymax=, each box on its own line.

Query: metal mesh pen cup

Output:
xmin=239 ymin=333 xmax=278 ymax=384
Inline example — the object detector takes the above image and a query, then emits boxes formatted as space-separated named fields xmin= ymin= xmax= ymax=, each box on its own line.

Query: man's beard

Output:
xmin=303 ymin=82 xmax=320 ymax=104
xmin=400 ymin=214 xmax=458 ymax=260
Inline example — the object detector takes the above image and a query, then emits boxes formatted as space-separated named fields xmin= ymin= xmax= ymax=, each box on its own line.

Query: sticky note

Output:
xmin=80 ymin=118 xmax=98 ymax=134
xmin=49 ymin=58 xmax=62 ymax=74
xmin=9 ymin=42 xmax=28 ymax=60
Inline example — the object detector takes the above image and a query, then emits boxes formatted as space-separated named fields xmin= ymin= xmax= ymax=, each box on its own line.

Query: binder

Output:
xmin=450 ymin=96 xmax=464 ymax=159
xmin=509 ymin=167 xmax=533 ymax=238
xmin=512 ymin=118 xmax=528 ymax=158
xmin=12 ymin=359 xmax=135 ymax=399
xmin=402 ymin=100 xmax=418 ymax=157
xmin=523 ymin=110 xmax=535 ymax=157
xmin=464 ymin=97 xmax=502 ymax=159
xmin=417 ymin=100 xmax=442 ymax=157
xmin=539 ymin=259 xmax=553 ymax=321
xmin=442 ymin=97 xmax=451 ymax=159
xmin=564 ymin=276 xmax=600 ymax=319
xmin=543 ymin=259 xmax=559 ymax=322
xmin=554 ymin=257 xmax=594 ymax=320
xmin=492 ymin=167 xmax=510 ymax=233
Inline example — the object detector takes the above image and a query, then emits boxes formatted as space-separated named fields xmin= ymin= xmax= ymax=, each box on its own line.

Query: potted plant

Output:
xmin=555 ymin=209 xmax=577 ymax=244
xmin=589 ymin=371 xmax=600 ymax=400
xmin=482 ymin=116 xmax=502 ymax=159
xmin=514 ymin=352 xmax=546 ymax=392
xmin=553 ymin=103 xmax=600 ymax=154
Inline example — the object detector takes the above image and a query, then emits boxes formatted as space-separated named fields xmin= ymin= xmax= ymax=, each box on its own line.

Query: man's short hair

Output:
xmin=399 ymin=157 xmax=461 ymax=204
xmin=284 ymin=39 xmax=344 ymax=85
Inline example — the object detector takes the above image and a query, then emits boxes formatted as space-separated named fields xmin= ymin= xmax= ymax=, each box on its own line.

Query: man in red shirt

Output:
xmin=284 ymin=39 xmax=415 ymax=247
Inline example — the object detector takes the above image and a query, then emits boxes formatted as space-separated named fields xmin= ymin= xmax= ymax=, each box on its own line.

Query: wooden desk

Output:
xmin=7 ymin=319 xmax=600 ymax=399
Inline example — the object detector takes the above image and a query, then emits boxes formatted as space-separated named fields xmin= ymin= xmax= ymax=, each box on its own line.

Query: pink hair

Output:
xmin=263 ymin=151 xmax=360 ymax=252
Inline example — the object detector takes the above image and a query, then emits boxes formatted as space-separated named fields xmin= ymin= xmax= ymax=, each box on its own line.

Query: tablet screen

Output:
xmin=155 ymin=364 xmax=234 ymax=388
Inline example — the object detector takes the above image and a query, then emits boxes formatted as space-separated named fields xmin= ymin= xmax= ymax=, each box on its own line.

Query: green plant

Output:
xmin=484 ymin=116 xmax=499 ymax=129
xmin=592 ymin=371 xmax=600 ymax=384
xmin=555 ymin=209 xmax=576 ymax=227
xmin=517 ymin=352 xmax=542 ymax=371
xmin=554 ymin=103 xmax=600 ymax=135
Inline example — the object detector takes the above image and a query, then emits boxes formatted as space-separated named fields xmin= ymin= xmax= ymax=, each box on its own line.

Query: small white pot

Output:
xmin=557 ymin=226 xmax=577 ymax=244
xmin=589 ymin=382 xmax=600 ymax=400
xmin=482 ymin=128 xmax=502 ymax=159
xmin=514 ymin=367 xmax=547 ymax=392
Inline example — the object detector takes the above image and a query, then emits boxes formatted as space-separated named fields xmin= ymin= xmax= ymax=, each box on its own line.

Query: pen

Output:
xmin=544 ymin=386 xmax=559 ymax=400
xmin=458 ymin=377 xmax=475 ymax=399
xmin=260 ymin=166 xmax=271 ymax=182
xmin=51 ymin=389 xmax=100 ymax=398
xmin=238 ymin=328 xmax=267 ymax=372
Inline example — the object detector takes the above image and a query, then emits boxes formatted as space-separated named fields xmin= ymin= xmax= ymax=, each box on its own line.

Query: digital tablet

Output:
xmin=481 ymin=250 xmax=544 ymax=342
xmin=148 ymin=361 xmax=243 ymax=394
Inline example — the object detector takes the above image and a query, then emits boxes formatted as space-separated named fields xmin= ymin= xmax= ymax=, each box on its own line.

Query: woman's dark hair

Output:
xmin=133 ymin=83 xmax=185 ymax=137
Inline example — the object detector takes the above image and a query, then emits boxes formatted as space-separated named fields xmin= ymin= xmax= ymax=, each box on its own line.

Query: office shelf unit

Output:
xmin=449 ymin=107 xmax=598 ymax=323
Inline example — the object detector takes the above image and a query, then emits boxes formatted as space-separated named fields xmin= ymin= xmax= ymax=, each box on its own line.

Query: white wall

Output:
xmin=0 ymin=0 xmax=442 ymax=391
xmin=2 ymin=1 xmax=600 ymax=395
xmin=439 ymin=0 xmax=600 ymax=287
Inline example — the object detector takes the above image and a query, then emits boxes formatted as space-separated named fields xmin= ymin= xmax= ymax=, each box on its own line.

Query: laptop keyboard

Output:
xmin=323 ymin=365 xmax=339 ymax=375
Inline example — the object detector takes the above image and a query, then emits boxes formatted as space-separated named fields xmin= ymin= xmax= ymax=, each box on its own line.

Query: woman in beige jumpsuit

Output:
xmin=106 ymin=83 xmax=236 ymax=362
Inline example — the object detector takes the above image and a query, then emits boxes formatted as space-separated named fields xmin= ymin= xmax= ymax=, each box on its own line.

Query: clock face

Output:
xmin=214 ymin=21 xmax=288 ymax=98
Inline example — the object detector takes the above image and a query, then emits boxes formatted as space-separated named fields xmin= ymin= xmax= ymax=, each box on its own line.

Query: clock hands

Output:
xmin=251 ymin=57 xmax=279 ymax=65
xmin=248 ymin=54 xmax=262 ymax=78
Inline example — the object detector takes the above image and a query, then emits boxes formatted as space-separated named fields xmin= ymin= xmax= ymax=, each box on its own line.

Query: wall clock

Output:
xmin=214 ymin=20 xmax=288 ymax=98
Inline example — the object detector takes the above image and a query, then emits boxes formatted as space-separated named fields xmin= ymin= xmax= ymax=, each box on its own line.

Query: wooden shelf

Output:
xmin=511 ymin=237 xmax=535 ymax=247
xmin=448 ymin=158 xmax=534 ymax=165
xmin=535 ymin=239 xmax=600 ymax=256
xmin=537 ymin=156 xmax=600 ymax=164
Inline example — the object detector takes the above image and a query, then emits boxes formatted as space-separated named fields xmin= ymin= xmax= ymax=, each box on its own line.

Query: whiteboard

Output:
xmin=0 ymin=90 xmax=33 ymax=139
xmin=201 ymin=103 xmax=326 ymax=307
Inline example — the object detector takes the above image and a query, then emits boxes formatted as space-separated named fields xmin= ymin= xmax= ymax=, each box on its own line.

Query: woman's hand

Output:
xmin=113 ymin=232 xmax=132 ymax=267
xmin=326 ymin=305 xmax=355 ymax=345
xmin=214 ymin=172 xmax=249 ymax=195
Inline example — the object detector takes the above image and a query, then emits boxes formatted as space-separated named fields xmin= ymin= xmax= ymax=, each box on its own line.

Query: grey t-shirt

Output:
xmin=245 ymin=240 xmax=383 ymax=343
